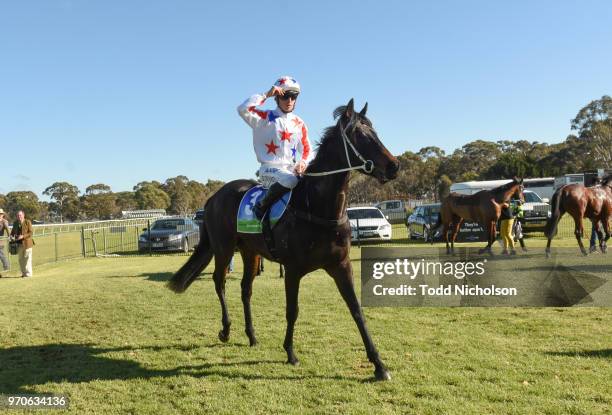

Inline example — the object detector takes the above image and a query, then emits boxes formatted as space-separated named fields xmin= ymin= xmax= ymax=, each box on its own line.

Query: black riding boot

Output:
xmin=254 ymin=182 xmax=290 ymax=219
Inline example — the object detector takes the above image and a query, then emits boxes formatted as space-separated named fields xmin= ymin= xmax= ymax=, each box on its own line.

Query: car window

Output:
xmin=522 ymin=193 xmax=542 ymax=203
xmin=388 ymin=201 xmax=400 ymax=210
xmin=348 ymin=209 xmax=384 ymax=220
xmin=152 ymin=219 xmax=185 ymax=230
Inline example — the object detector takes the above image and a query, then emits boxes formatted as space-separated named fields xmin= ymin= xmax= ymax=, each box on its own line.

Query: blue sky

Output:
xmin=1 ymin=1 xmax=611 ymax=199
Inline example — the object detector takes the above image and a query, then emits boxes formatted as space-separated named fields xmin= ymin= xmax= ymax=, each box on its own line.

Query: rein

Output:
xmin=303 ymin=118 xmax=374 ymax=177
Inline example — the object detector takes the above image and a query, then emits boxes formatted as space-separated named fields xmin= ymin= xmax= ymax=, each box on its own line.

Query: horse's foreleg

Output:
xmin=240 ymin=250 xmax=259 ymax=346
xmin=326 ymin=260 xmax=391 ymax=381
xmin=450 ymin=219 xmax=462 ymax=255
xmin=213 ymin=254 xmax=233 ymax=342
xmin=573 ymin=216 xmax=588 ymax=256
xmin=283 ymin=268 xmax=302 ymax=365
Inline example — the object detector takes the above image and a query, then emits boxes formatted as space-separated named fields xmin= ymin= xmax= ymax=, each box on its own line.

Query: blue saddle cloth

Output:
xmin=237 ymin=185 xmax=292 ymax=233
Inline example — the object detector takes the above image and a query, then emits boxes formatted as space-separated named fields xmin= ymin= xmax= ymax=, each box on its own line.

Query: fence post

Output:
xmin=120 ymin=228 xmax=124 ymax=252
xmin=81 ymin=226 xmax=86 ymax=257
xmin=356 ymin=218 xmax=361 ymax=247
xmin=54 ymin=232 xmax=58 ymax=262
xmin=103 ymin=228 xmax=107 ymax=254
xmin=147 ymin=219 xmax=152 ymax=256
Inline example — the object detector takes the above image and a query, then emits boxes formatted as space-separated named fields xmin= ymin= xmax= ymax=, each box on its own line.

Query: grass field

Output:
xmin=1 ymin=248 xmax=610 ymax=414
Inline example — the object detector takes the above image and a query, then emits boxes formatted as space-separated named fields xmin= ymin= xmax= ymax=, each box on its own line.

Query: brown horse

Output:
xmin=438 ymin=178 xmax=524 ymax=255
xmin=167 ymin=99 xmax=399 ymax=381
xmin=545 ymin=176 xmax=612 ymax=257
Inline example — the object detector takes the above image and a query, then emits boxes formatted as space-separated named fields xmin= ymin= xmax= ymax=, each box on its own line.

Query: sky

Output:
xmin=1 ymin=0 xmax=611 ymax=199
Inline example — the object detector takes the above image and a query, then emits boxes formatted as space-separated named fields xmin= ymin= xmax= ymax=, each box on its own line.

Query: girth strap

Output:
xmin=288 ymin=206 xmax=348 ymax=227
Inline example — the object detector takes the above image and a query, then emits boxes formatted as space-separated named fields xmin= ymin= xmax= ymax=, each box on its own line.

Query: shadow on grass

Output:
xmin=0 ymin=343 xmax=362 ymax=393
xmin=544 ymin=349 xmax=612 ymax=359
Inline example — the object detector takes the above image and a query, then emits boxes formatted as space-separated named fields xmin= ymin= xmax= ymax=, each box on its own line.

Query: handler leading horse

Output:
xmin=168 ymin=99 xmax=399 ymax=381
xmin=545 ymin=175 xmax=612 ymax=257
xmin=438 ymin=178 xmax=524 ymax=255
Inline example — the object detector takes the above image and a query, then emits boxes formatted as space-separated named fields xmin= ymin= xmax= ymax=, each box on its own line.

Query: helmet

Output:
xmin=274 ymin=76 xmax=301 ymax=94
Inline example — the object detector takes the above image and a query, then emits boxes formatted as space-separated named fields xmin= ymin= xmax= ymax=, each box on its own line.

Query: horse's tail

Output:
xmin=544 ymin=188 xmax=563 ymax=238
xmin=167 ymin=221 xmax=214 ymax=293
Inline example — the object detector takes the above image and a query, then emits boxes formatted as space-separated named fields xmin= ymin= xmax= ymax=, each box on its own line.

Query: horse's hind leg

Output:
xmin=213 ymin=251 xmax=234 ymax=342
xmin=239 ymin=249 xmax=259 ymax=346
xmin=573 ymin=216 xmax=588 ymax=256
xmin=326 ymin=259 xmax=391 ymax=381
xmin=600 ymin=217 xmax=610 ymax=253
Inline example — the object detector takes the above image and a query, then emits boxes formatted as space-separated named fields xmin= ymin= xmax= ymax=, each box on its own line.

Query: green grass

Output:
xmin=0 ymin=250 xmax=610 ymax=414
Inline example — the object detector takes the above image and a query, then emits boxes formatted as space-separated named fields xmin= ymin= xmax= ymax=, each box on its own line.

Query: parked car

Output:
xmin=347 ymin=207 xmax=392 ymax=242
xmin=518 ymin=190 xmax=551 ymax=232
xmin=193 ymin=209 xmax=205 ymax=226
xmin=406 ymin=203 xmax=441 ymax=241
xmin=374 ymin=200 xmax=406 ymax=224
xmin=138 ymin=218 xmax=200 ymax=253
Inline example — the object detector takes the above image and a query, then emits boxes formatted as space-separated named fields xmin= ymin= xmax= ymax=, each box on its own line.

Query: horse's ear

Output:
xmin=359 ymin=102 xmax=368 ymax=117
xmin=345 ymin=98 xmax=355 ymax=119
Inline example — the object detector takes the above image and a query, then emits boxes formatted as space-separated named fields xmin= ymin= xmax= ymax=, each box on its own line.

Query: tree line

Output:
xmin=1 ymin=96 xmax=610 ymax=221
xmin=0 ymin=176 xmax=224 ymax=222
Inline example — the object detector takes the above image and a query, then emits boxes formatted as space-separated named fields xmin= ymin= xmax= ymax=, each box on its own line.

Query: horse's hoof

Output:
xmin=287 ymin=356 xmax=299 ymax=366
xmin=218 ymin=330 xmax=230 ymax=343
xmin=545 ymin=250 xmax=551 ymax=259
xmin=374 ymin=368 xmax=392 ymax=381
xmin=581 ymin=250 xmax=588 ymax=256
xmin=248 ymin=338 xmax=258 ymax=347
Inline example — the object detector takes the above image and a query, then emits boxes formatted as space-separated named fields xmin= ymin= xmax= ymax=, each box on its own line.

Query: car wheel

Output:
xmin=182 ymin=238 xmax=189 ymax=253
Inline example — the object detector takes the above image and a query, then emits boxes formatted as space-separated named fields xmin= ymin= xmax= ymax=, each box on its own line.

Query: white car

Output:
xmin=347 ymin=207 xmax=392 ymax=242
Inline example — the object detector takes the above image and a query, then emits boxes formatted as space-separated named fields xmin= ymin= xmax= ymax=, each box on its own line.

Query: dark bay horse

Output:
xmin=545 ymin=176 xmax=612 ymax=257
xmin=438 ymin=178 xmax=524 ymax=255
xmin=168 ymin=99 xmax=399 ymax=381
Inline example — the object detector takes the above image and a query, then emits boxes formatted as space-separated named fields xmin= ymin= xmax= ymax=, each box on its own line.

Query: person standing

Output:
xmin=10 ymin=210 xmax=34 ymax=278
xmin=511 ymin=199 xmax=527 ymax=251
xmin=499 ymin=202 xmax=517 ymax=255
xmin=0 ymin=209 xmax=10 ymax=277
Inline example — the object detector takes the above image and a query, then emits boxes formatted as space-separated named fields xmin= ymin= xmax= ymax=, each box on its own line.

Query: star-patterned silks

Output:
xmin=279 ymin=130 xmax=293 ymax=141
xmin=268 ymin=111 xmax=280 ymax=123
xmin=265 ymin=140 xmax=280 ymax=155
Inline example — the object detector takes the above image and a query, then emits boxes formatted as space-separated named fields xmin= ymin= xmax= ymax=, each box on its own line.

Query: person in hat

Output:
xmin=511 ymin=199 xmax=527 ymax=251
xmin=0 ymin=209 xmax=10 ymax=277
xmin=10 ymin=210 xmax=34 ymax=278
xmin=237 ymin=76 xmax=311 ymax=219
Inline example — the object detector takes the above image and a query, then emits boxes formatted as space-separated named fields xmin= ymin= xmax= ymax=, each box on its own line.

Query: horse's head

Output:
xmin=511 ymin=177 xmax=525 ymax=202
xmin=331 ymin=99 xmax=399 ymax=183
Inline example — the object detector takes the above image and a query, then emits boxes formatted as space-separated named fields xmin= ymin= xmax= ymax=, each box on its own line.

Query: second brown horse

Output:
xmin=438 ymin=178 xmax=524 ymax=255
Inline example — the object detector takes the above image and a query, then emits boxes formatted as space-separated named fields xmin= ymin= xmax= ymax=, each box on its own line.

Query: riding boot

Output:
xmin=254 ymin=182 xmax=290 ymax=220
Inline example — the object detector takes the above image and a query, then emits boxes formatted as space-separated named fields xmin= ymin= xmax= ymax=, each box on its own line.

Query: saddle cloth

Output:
xmin=237 ymin=185 xmax=292 ymax=233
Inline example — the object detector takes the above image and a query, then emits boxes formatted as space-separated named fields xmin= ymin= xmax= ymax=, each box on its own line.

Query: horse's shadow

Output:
xmin=544 ymin=349 xmax=612 ymax=359
xmin=0 ymin=343 xmax=360 ymax=394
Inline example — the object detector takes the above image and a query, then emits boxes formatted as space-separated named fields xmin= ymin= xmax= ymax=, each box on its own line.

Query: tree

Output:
xmin=81 ymin=184 xmax=117 ymax=220
xmin=115 ymin=191 xmax=138 ymax=212
xmin=135 ymin=184 xmax=170 ymax=210
xmin=5 ymin=191 xmax=41 ymax=219
xmin=571 ymin=96 xmax=612 ymax=168
xmin=43 ymin=181 xmax=80 ymax=222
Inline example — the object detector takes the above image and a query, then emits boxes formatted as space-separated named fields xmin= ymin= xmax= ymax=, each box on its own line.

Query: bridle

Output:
xmin=303 ymin=117 xmax=374 ymax=177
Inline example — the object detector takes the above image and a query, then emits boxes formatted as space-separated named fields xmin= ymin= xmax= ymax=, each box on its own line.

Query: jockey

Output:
xmin=237 ymin=76 xmax=311 ymax=219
